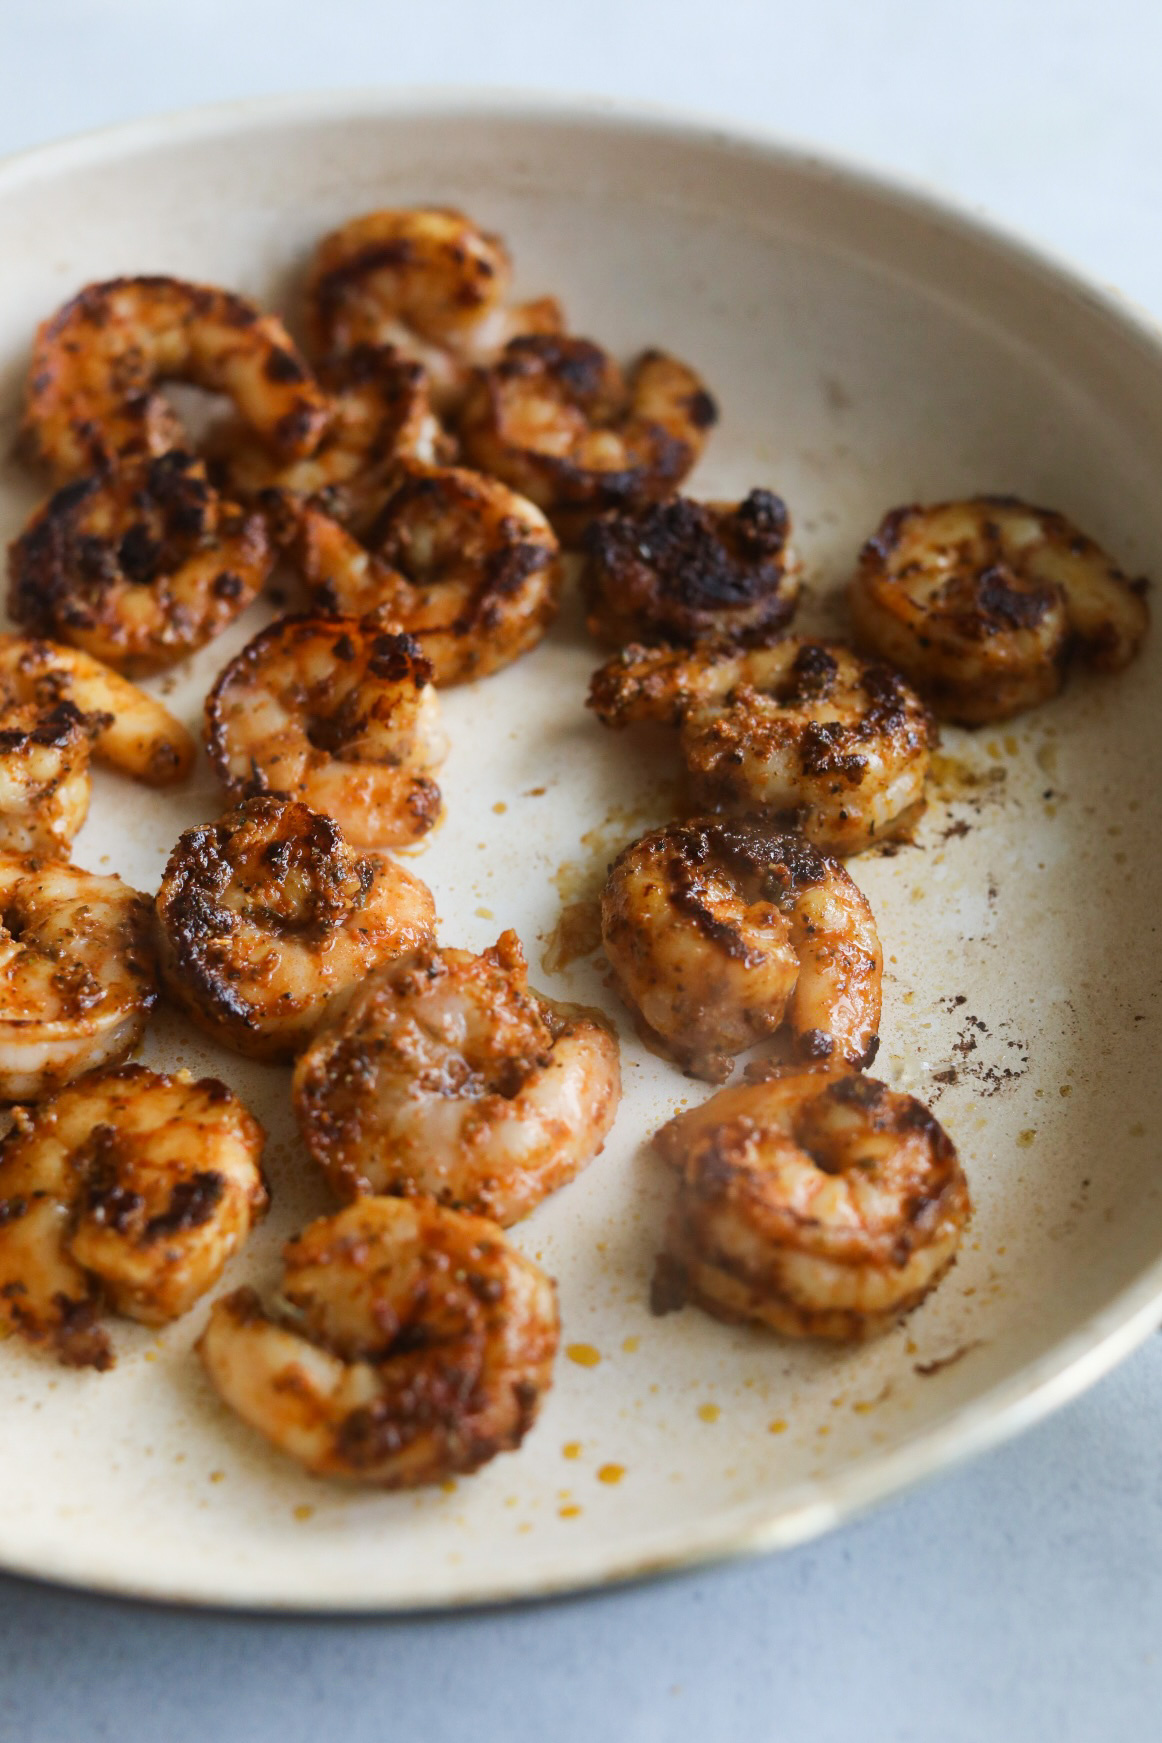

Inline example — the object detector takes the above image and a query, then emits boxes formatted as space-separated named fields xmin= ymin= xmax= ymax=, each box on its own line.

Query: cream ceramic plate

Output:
xmin=0 ymin=91 xmax=1158 ymax=1612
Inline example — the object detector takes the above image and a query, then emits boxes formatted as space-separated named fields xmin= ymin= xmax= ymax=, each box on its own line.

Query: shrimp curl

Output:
xmin=199 ymin=1197 xmax=559 ymax=1487
xmin=654 ymin=1069 xmax=970 ymax=1340
xmin=601 ymin=817 xmax=882 ymax=1083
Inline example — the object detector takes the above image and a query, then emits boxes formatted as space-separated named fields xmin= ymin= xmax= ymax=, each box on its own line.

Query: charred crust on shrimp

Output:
xmin=8 ymin=451 xmax=273 ymax=675
xmin=582 ymin=489 xmax=800 ymax=648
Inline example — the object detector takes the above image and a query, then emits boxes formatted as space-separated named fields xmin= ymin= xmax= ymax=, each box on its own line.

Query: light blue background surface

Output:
xmin=1 ymin=3 xmax=1159 ymax=1736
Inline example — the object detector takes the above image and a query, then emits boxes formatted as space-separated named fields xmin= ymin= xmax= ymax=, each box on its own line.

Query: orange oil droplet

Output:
xmin=566 ymin=1343 xmax=601 ymax=1368
xmin=293 ymin=1504 xmax=314 ymax=1522
xmin=697 ymin=1403 xmax=720 ymax=1423
xmin=562 ymin=1441 xmax=582 ymax=1460
xmin=597 ymin=1463 xmax=626 ymax=1485
xmin=768 ymin=1419 xmax=788 ymax=1435
xmin=558 ymin=1504 xmax=582 ymax=1519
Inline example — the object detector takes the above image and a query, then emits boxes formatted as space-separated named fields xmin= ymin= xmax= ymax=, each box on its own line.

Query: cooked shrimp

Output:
xmin=589 ymin=637 xmax=935 ymax=855
xmin=0 ymin=857 xmax=156 ymax=1101
xmin=288 ymin=459 xmax=563 ymax=685
xmin=459 ymin=335 xmax=718 ymax=543
xmin=154 ymin=796 xmax=435 ymax=1061
xmin=304 ymin=207 xmax=564 ymax=412
xmin=653 ymin=1069 xmax=970 ymax=1339
xmin=199 ymin=1196 xmax=558 ymax=1486
xmin=293 ymin=930 xmax=621 ymax=1225
xmin=7 ymin=451 xmax=273 ymax=675
xmin=0 ymin=702 xmax=103 ymax=858
xmin=22 ymin=275 xmax=328 ymax=484
xmin=851 ymin=496 xmax=1150 ymax=724
xmin=0 ymin=1064 xmax=267 ymax=1369
xmin=207 ymin=344 xmax=446 ymax=527
xmin=205 ymin=615 xmax=444 ymax=849
xmin=601 ymin=818 xmax=881 ymax=1083
xmin=0 ymin=635 xmax=195 ymax=786
xmin=583 ymin=490 xmax=800 ymax=648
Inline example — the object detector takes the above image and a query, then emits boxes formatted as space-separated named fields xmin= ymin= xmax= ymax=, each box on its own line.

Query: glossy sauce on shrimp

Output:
xmin=589 ymin=637 xmax=935 ymax=856
xmin=154 ymin=797 xmax=435 ymax=1061
xmin=654 ymin=1069 xmax=970 ymax=1340
xmin=199 ymin=1197 xmax=559 ymax=1487
xmin=0 ymin=1065 xmax=267 ymax=1369
xmin=205 ymin=615 xmax=445 ymax=849
xmin=601 ymin=818 xmax=882 ymax=1083
xmin=293 ymin=930 xmax=621 ymax=1225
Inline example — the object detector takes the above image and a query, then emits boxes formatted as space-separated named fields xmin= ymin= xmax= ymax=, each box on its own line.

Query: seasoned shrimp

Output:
xmin=851 ymin=496 xmax=1151 ymax=724
xmin=199 ymin=1196 xmax=558 ymax=1486
xmin=22 ymin=275 xmax=328 ymax=484
xmin=154 ymin=796 xmax=435 ymax=1061
xmin=0 ymin=1065 xmax=267 ymax=1369
xmin=653 ymin=1069 xmax=970 ymax=1340
xmin=0 ymin=857 xmax=156 ymax=1101
xmin=293 ymin=930 xmax=621 ymax=1225
xmin=601 ymin=818 xmax=881 ymax=1083
xmin=589 ymin=637 xmax=935 ymax=855
xmin=206 ymin=615 xmax=444 ymax=849
xmin=0 ymin=635 xmax=194 ymax=787
xmin=207 ymin=344 xmax=446 ymax=527
xmin=288 ymin=459 xmax=563 ymax=685
xmin=0 ymin=702 xmax=103 ymax=858
xmin=304 ymin=207 xmax=564 ymax=412
xmin=459 ymin=335 xmax=718 ymax=543
xmin=583 ymin=490 xmax=800 ymax=648
xmin=7 ymin=451 xmax=273 ymax=675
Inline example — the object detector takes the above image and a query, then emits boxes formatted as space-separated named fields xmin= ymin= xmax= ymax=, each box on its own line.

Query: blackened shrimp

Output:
xmin=0 ymin=702 xmax=102 ymax=858
xmin=588 ymin=637 xmax=935 ymax=855
xmin=198 ymin=1196 xmax=559 ymax=1487
xmin=292 ymin=930 xmax=621 ymax=1225
xmin=0 ymin=635 xmax=195 ymax=786
xmin=205 ymin=616 xmax=445 ymax=849
xmin=289 ymin=459 xmax=563 ymax=685
xmin=0 ymin=637 xmax=195 ymax=853
xmin=7 ymin=451 xmax=273 ymax=675
xmin=0 ymin=857 xmax=156 ymax=1101
xmin=601 ymin=818 xmax=881 ymax=1083
xmin=583 ymin=490 xmax=800 ymax=648
xmin=653 ymin=1070 xmax=970 ymax=1340
xmin=0 ymin=1065 xmax=266 ymax=1369
xmin=459 ymin=335 xmax=718 ymax=543
xmin=22 ymin=275 xmax=328 ymax=484
xmin=208 ymin=344 xmax=446 ymax=528
xmin=154 ymin=797 xmax=435 ymax=1061
xmin=304 ymin=207 xmax=564 ymax=412
xmin=851 ymin=496 xmax=1150 ymax=724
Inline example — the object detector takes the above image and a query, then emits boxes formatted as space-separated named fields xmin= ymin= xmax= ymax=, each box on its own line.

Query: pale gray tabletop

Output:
xmin=1 ymin=2 xmax=1160 ymax=1737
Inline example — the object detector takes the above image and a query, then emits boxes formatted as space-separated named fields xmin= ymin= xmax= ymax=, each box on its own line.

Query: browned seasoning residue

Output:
xmin=928 ymin=751 xmax=1007 ymax=806
xmin=541 ymin=899 xmax=603 ymax=972
xmin=913 ymin=1340 xmax=983 ymax=1377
